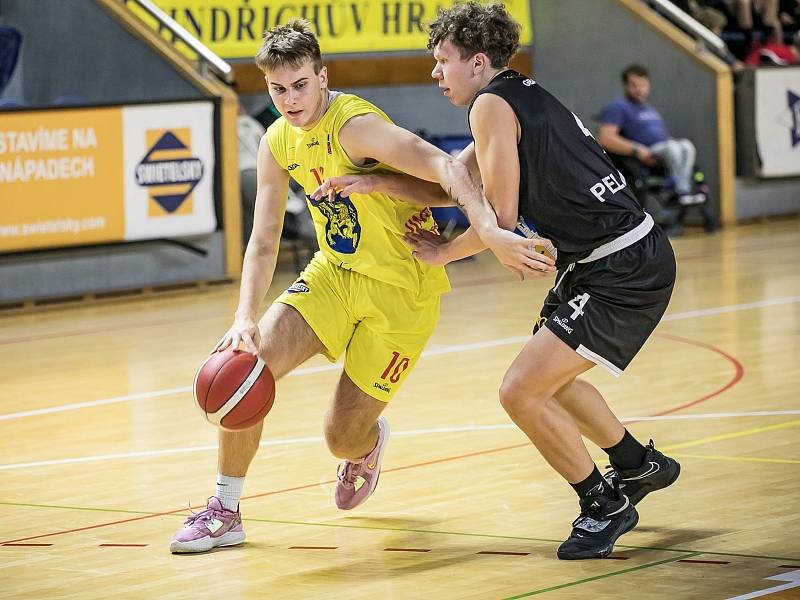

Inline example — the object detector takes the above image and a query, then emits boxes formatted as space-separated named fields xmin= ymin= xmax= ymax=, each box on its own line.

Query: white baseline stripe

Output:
xmin=1 ymin=295 xmax=798 ymax=423
xmin=1 ymin=410 xmax=797 ymax=471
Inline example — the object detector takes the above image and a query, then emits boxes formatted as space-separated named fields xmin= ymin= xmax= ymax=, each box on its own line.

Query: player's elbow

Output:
xmin=495 ymin=209 xmax=518 ymax=231
xmin=440 ymin=154 xmax=472 ymax=188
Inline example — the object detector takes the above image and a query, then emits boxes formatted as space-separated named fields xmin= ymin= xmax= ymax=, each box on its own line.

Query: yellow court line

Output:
xmin=661 ymin=419 xmax=800 ymax=451
xmin=670 ymin=452 xmax=800 ymax=465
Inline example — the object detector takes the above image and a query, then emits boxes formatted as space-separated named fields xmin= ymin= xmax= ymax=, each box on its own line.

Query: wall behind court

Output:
xmin=0 ymin=0 xmax=203 ymax=106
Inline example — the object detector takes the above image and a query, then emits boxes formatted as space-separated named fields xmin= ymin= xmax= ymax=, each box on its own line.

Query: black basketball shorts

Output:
xmin=533 ymin=226 xmax=676 ymax=376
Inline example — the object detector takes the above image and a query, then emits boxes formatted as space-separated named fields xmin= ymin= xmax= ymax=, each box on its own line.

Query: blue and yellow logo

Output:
xmin=135 ymin=129 xmax=204 ymax=216
xmin=308 ymin=191 xmax=361 ymax=254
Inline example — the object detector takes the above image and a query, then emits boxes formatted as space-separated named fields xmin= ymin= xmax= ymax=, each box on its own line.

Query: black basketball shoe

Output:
xmin=557 ymin=481 xmax=639 ymax=560
xmin=604 ymin=439 xmax=681 ymax=505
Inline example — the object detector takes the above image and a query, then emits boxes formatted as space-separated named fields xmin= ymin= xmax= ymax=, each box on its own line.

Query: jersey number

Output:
xmin=380 ymin=352 xmax=410 ymax=384
xmin=568 ymin=293 xmax=590 ymax=320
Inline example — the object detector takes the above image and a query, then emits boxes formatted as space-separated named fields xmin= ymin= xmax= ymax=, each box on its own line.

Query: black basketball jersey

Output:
xmin=469 ymin=70 xmax=645 ymax=265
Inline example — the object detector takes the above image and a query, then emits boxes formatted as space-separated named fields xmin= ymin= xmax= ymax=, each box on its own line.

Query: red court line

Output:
xmin=477 ymin=551 xmax=530 ymax=556
xmin=289 ymin=546 xmax=337 ymax=550
xmin=0 ymin=507 xmax=192 ymax=545
xmin=1 ymin=334 xmax=743 ymax=546
xmin=678 ymin=559 xmax=731 ymax=565
xmin=384 ymin=548 xmax=430 ymax=552
xmin=651 ymin=333 xmax=744 ymax=417
xmin=2 ymin=543 xmax=53 ymax=547
xmin=98 ymin=543 xmax=148 ymax=547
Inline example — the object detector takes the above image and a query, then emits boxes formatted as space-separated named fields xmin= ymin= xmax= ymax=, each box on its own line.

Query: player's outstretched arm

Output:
xmin=310 ymin=172 xmax=453 ymax=206
xmin=337 ymin=115 xmax=494 ymax=228
xmin=310 ymin=142 xmax=481 ymax=208
xmin=216 ymin=137 xmax=290 ymax=355
xmin=337 ymin=115 xmax=549 ymax=277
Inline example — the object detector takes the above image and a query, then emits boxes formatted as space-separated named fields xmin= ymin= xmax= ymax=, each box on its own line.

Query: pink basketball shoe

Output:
xmin=169 ymin=497 xmax=245 ymax=554
xmin=334 ymin=417 xmax=390 ymax=510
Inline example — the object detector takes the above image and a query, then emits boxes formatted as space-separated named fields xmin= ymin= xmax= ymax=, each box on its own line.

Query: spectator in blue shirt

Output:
xmin=598 ymin=64 xmax=701 ymax=203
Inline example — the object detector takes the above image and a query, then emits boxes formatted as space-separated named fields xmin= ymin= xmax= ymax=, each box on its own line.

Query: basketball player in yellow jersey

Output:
xmin=170 ymin=19 xmax=554 ymax=553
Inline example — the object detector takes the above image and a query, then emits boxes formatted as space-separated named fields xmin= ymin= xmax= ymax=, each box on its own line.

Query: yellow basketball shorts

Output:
xmin=275 ymin=253 xmax=441 ymax=401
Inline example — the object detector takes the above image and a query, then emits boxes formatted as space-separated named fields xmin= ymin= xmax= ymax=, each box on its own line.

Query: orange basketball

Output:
xmin=193 ymin=349 xmax=275 ymax=431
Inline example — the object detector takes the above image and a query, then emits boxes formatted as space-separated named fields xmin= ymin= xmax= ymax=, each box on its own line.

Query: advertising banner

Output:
xmin=755 ymin=67 xmax=800 ymax=177
xmin=127 ymin=0 xmax=533 ymax=58
xmin=0 ymin=101 xmax=216 ymax=252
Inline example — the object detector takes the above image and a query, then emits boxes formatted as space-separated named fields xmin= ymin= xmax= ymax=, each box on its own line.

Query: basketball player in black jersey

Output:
xmin=313 ymin=2 xmax=681 ymax=560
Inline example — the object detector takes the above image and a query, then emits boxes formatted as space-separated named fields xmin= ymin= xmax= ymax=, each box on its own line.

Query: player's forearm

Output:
xmin=440 ymin=157 xmax=499 ymax=236
xmin=235 ymin=243 xmax=278 ymax=320
xmin=372 ymin=173 xmax=453 ymax=207
xmin=441 ymin=227 xmax=486 ymax=262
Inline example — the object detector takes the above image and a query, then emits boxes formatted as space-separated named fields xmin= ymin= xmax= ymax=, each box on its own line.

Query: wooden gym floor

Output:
xmin=1 ymin=219 xmax=799 ymax=599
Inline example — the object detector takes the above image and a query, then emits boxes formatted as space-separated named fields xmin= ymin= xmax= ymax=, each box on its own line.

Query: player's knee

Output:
xmin=499 ymin=371 xmax=551 ymax=418
xmin=499 ymin=376 xmax=530 ymax=417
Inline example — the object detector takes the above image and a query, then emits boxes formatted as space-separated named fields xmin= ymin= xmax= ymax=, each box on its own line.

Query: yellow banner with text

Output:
xmin=0 ymin=107 xmax=125 ymax=251
xmin=126 ymin=0 xmax=532 ymax=58
xmin=0 ymin=102 xmax=217 ymax=253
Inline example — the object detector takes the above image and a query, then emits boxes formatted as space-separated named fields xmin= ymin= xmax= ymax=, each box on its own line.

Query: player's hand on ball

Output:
xmin=481 ymin=227 xmax=556 ymax=280
xmin=404 ymin=229 xmax=451 ymax=265
xmin=310 ymin=174 xmax=376 ymax=199
xmin=215 ymin=315 xmax=261 ymax=355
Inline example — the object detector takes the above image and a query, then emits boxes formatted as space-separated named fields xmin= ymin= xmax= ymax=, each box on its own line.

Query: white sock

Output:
xmin=216 ymin=474 xmax=244 ymax=512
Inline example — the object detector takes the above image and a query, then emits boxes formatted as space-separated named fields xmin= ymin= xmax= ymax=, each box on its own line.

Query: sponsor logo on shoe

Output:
xmin=623 ymin=462 xmax=660 ymax=481
xmin=206 ymin=518 xmax=224 ymax=534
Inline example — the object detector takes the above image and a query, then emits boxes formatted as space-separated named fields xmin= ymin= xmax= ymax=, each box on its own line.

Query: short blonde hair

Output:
xmin=255 ymin=19 xmax=322 ymax=74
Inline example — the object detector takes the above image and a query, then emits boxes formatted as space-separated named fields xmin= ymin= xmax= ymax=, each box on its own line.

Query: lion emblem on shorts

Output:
xmin=308 ymin=191 xmax=361 ymax=254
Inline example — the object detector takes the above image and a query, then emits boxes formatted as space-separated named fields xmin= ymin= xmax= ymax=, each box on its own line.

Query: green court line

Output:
xmin=500 ymin=553 xmax=703 ymax=599
xmin=3 ymin=501 xmax=797 ymax=562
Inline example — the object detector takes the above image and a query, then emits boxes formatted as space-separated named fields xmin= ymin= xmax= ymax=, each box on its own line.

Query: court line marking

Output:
xmin=2 ymin=294 xmax=798 ymax=423
xmin=3 ymin=502 xmax=799 ymax=563
xmin=501 ymin=554 xmax=704 ymax=599
xmin=0 ymin=333 xmax=748 ymax=545
xmin=5 ymin=411 xmax=798 ymax=471
xmin=671 ymin=453 xmax=800 ymax=465
xmin=662 ymin=419 xmax=800 ymax=452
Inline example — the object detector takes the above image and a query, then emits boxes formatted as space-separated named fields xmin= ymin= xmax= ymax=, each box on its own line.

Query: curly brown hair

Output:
xmin=255 ymin=19 xmax=322 ymax=74
xmin=427 ymin=2 xmax=520 ymax=68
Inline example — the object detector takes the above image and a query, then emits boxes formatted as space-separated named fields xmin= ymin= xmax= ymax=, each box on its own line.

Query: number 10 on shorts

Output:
xmin=381 ymin=352 xmax=410 ymax=384
xmin=568 ymin=293 xmax=590 ymax=320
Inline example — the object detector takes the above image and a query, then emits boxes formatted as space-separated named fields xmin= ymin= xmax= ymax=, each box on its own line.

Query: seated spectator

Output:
xmin=745 ymin=24 xmax=799 ymax=62
xmin=597 ymin=64 xmax=704 ymax=205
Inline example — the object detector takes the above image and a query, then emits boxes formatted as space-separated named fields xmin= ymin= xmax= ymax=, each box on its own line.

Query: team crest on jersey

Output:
xmin=135 ymin=129 xmax=203 ymax=216
xmin=287 ymin=278 xmax=309 ymax=294
xmin=308 ymin=191 xmax=361 ymax=254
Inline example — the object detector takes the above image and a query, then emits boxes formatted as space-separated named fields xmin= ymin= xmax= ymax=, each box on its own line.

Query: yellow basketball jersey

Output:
xmin=266 ymin=93 xmax=450 ymax=296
